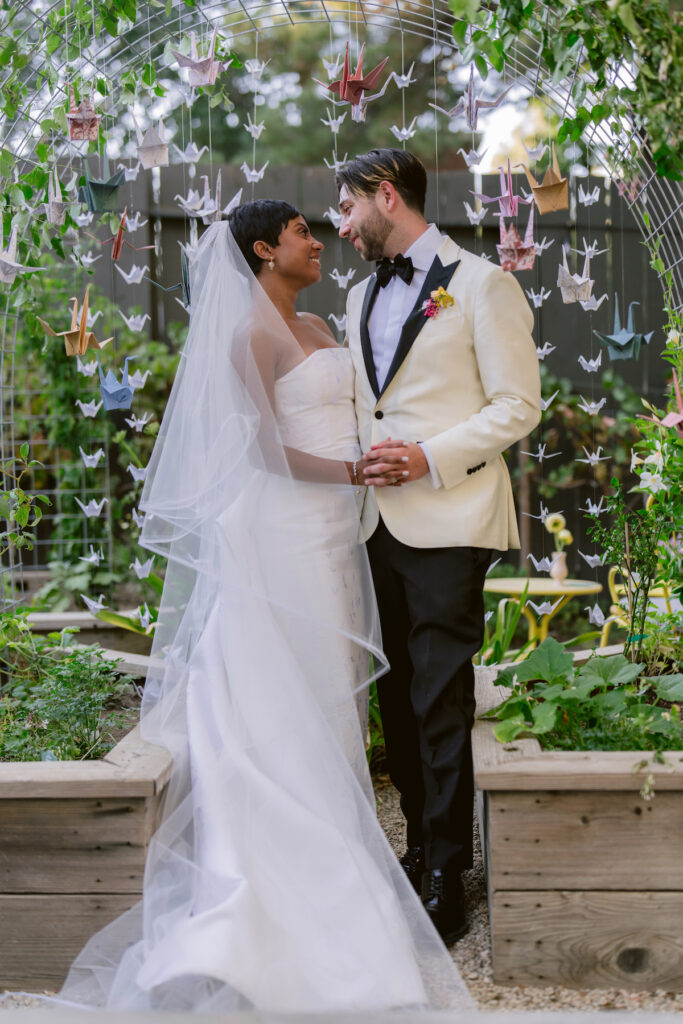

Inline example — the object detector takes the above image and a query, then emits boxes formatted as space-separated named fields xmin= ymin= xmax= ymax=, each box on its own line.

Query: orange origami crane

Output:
xmin=496 ymin=204 xmax=535 ymax=272
xmin=313 ymin=43 xmax=389 ymax=122
xmin=86 ymin=208 xmax=156 ymax=262
xmin=36 ymin=287 xmax=112 ymax=357
xmin=517 ymin=144 xmax=568 ymax=214
xmin=66 ymin=85 xmax=101 ymax=142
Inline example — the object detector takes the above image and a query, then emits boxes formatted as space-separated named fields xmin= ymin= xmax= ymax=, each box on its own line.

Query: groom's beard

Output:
xmin=355 ymin=207 xmax=392 ymax=261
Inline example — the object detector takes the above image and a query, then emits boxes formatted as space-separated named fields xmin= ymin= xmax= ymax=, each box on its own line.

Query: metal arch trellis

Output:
xmin=0 ymin=0 xmax=681 ymax=601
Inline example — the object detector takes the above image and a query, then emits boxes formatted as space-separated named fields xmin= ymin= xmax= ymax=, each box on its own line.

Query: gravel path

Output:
xmin=375 ymin=776 xmax=683 ymax=1012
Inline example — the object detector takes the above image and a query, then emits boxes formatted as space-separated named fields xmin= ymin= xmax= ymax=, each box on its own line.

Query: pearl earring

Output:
xmin=268 ymin=259 xmax=275 ymax=271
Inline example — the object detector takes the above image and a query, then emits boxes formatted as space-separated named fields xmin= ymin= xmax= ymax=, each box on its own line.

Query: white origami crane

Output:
xmin=131 ymin=507 xmax=145 ymax=528
xmin=79 ymin=446 xmax=105 ymax=468
xmin=86 ymin=309 xmax=102 ymax=328
xmin=75 ymin=211 xmax=95 ymax=228
xmin=322 ymin=54 xmax=344 ymax=80
xmin=577 ymin=396 xmax=606 ymax=415
xmin=75 ymin=398 xmax=103 ymax=418
xmin=128 ymin=368 xmax=151 ymax=391
xmin=0 ymin=225 xmax=48 ymax=284
xmin=117 ymin=161 xmax=141 ymax=182
xmin=243 ymin=113 xmax=266 ymax=140
xmin=585 ymin=602 xmax=606 ymax=626
xmin=534 ymin=236 xmax=555 ymax=255
xmin=541 ymin=390 xmax=559 ymax=412
xmin=579 ymin=550 xmax=607 ymax=569
xmin=127 ymin=464 xmax=148 ymax=483
xmin=578 ymin=352 xmax=603 ymax=372
xmin=430 ymin=63 xmax=511 ymax=132
xmin=222 ymin=187 xmax=242 ymax=217
xmin=81 ymin=593 xmax=107 ymax=614
xmin=240 ymin=161 xmax=269 ymax=184
xmin=557 ymin=248 xmax=593 ymax=304
xmin=131 ymin=110 xmax=169 ymax=170
xmin=244 ymin=58 xmax=270 ymax=79
xmin=120 ymin=311 xmax=150 ymax=332
xmin=130 ymin=555 xmax=154 ymax=579
xmin=320 ymin=109 xmax=347 ymax=134
xmin=571 ymin=238 xmax=608 ymax=259
xmin=324 ymin=152 xmax=348 ymax=173
xmin=576 ymin=445 xmax=610 ymax=466
xmin=124 ymin=411 xmax=152 ymax=432
xmin=75 ymin=497 xmax=108 ymax=517
xmin=323 ymin=206 xmax=342 ymax=229
xmin=579 ymin=292 xmax=608 ymax=312
xmin=172 ymin=141 xmax=208 ymax=164
xmin=115 ymin=263 xmax=149 ymax=285
xmin=525 ymin=287 xmax=551 ymax=308
xmin=523 ymin=141 xmax=548 ymax=162
xmin=527 ymin=598 xmax=562 ymax=617
xmin=578 ymin=184 xmax=600 ymax=206
xmin=463 ymin=202 xmax=487 ymax=226
xmin=41 ymin=167 xmax=70 ymax=225
xmin=70 ymin=249 xmax=101 ymax=269
xmin=521 ymin=443 xmax=561 ymax=463
xmin=137 ymin=603 xmax=153 ymax=630
xmin=458 ymin=147 xmax=488 ymax=170
xmin=172 ymin=26 xmax=230 ymax=87
xmin=527 ymin=553 xmax=552 ymax=573
xmin=390 ymin=118 xmax=418 ymax=142
xmin=582 ymin=496 xmax=605 ymax=515
xmin=175 ymin=183 xmax=205 ymax=215
xmin=77 ymin=356 xmax=98 ymax=376
xmin=329 ymin=268 xmax=356 ymax=289
xmin=536 ymin=342 xmax=556 ymax=360
xmin=79 ymin=544 xmax=104 ymax=566
xmin=524 ymin=501 xmax=552 ymax=523
xmin=328 ymin=312 xmax=347 ymax=332
xmin=389 ymin=63 xmax=416 ymax=88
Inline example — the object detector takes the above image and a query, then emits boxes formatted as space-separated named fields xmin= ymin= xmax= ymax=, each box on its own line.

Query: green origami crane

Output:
xmin=594 ymin=294 xmax=654 ymax=361
xmin=78 ymin=157 xmax=125 ymax=213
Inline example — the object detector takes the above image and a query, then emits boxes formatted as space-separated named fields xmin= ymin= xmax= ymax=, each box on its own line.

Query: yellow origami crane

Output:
xmin=517 ymin=144 xmax=568 ymax=214
xmin=36 ymin=287 xmax=112 ymax=357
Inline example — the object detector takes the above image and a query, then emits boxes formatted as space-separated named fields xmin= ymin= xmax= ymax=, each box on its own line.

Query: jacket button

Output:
xmin=374 ymin=410 xmax=384 ymax=420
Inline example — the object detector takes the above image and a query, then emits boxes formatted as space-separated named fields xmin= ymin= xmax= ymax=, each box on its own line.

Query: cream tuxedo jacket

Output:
xmin=346 ymin=236 xmax=541 ymax=550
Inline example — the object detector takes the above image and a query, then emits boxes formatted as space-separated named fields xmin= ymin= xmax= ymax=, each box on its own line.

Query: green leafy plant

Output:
xmin=0 ymin=444 xmax=50 ymax=558
xmin=476 ymin=581 xmax=532 ymax=665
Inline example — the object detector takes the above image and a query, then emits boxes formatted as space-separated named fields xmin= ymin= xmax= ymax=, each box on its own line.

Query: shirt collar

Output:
xmin=403 ymin=223 xmax=443 ymax=272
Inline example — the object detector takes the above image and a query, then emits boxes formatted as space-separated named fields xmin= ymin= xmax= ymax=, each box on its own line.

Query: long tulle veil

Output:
xmin=41 ymin=222 xmax=474 ymax=1012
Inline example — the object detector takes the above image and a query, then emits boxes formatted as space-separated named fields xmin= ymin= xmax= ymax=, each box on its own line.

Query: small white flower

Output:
xmin=638 ymin=469 xmax=668 ymax=493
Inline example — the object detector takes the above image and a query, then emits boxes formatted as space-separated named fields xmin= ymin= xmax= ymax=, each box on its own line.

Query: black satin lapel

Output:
xmin=360 ymin=275 xmax=381 ymax=399
xmin=379 ymin=257 xmax=461 ymax=397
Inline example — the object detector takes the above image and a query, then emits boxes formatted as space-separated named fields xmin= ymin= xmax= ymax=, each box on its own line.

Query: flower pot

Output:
xmin=549 ymin=550 xmax=568 ymax=584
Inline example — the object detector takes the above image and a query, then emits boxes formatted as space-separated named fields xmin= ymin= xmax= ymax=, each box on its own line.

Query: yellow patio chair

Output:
xmin=599 ymin=566 xmax=676 ymax=647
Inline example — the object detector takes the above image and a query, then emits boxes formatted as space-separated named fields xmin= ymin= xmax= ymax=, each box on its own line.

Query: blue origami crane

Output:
xmin=594 ymin=294 xmax=654 ymax=361
xmin=97 ymin=354 xmax=135 ymax=411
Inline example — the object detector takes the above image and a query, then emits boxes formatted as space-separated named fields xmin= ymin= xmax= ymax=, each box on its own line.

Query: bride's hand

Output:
xmin=364 ymin=439 xmax=429 ymax=487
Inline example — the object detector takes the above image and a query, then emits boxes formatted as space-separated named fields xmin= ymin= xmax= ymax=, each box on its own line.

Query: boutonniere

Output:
xmin=422 ymin=286 xmax=455 ymax=319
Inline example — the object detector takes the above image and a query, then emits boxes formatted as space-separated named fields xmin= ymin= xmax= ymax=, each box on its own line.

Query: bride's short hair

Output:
xmin=335 ymin=149 xmax=427 ymax=214
xmin=228 ymin=199 xmax=301 ymax=275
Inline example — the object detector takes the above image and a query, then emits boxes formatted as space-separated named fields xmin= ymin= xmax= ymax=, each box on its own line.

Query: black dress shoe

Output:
xmin=421 ymin=869 xmax=468 ymax=944
xmin=399 ymin=845 xmax=425 ymax=892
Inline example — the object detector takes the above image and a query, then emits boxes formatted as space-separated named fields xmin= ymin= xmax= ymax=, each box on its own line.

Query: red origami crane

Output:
xmin=313 ymin=43 xmax=389 ymax=123
xmin=86 ymin=208 xmax=156 ymax=262
xmin=496 ymin=204 xmax=535 ymax=272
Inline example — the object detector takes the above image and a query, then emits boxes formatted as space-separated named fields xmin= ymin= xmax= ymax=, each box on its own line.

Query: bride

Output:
xmin=52 ymin=202 xmax=473 ymax=1013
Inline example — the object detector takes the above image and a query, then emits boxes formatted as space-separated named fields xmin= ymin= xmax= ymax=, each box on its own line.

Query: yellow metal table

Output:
xmin=483 ymin=576 xmax=603 ymax=647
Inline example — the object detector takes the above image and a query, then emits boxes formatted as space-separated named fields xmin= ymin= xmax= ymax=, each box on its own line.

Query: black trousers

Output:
xmin=367 ymin=519 xmax=491 ymax=876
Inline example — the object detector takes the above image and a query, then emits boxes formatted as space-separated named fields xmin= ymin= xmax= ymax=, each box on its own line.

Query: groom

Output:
xmin=337 ymin=149 xmax=541 ymax=942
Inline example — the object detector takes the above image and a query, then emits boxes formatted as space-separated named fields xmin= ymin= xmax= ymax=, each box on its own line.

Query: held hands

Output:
xmin=363 ymin=438 xmax=429 ymax=487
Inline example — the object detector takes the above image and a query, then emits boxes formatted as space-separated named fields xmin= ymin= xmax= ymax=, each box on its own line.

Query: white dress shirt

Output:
xmin=367 ymin=223 xmax=444 ymax=488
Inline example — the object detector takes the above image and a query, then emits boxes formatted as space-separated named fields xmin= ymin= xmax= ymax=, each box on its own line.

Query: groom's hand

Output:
xmin=363 ymin=439 xmax=429 ymax=487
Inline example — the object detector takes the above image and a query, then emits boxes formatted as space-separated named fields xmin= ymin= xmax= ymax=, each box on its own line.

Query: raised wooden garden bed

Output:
xmin=473 ymin=665 xmax=683 ymax=992
xmin=0 ymin=722 xmax=172 ymax=990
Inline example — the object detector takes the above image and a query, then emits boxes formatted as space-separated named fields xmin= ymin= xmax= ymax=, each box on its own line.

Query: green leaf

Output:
xmin=653 ymin=675 xmax=683 ymax=701
xmin=451 ymin=21 xmax=469 ymax=47
xmin=19 ymin=442 xmax=28 ymax=460
xmin=141 ymin=62 xmax=155 ymax=87
xmin=493 ymin=715 xmax=528 ymax=743
xmin=497 ymin=637 xmax=574 ymax=688
xmin=13 ymin=506 xmax=29 ymax=528
xmin=95 ymin=610 xmax=150 ymax=635
xmin=530 ymin=701 xmax=557 ymax=734
xmin=473 ymin=54 xmax=489 ymax=79
xmin=577 ymin=654 xmax=644 ymax=689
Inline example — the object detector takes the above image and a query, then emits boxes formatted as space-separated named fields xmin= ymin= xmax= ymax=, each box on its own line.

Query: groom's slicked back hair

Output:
xmin=228 ymin=199 xmax=301 ymax=275
xmin=335 ymin=149 xmax=427 ymax=214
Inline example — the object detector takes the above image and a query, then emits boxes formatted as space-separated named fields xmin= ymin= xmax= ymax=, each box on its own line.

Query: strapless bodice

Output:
xmin=274 ymin=347 xmax=360 ymax=460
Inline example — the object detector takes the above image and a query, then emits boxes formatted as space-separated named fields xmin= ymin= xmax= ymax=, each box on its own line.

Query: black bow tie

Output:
xmin=375 ymin=253 xmax=414 ymax=288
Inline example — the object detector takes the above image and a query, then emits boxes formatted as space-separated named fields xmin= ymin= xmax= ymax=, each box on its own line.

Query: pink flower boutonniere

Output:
xmin=422 ymin=286 xmax=455 ymax=319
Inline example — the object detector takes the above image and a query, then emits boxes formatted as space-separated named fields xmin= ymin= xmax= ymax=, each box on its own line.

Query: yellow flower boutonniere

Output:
xmin=423 ymin=286 xmax=454 ymax=319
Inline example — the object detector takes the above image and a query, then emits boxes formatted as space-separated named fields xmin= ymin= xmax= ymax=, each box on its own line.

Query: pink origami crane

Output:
xmin=66 ymin=85 xmax=101 ymax=141
xmin=430 ymin=63 xmax=511 ymax=132
xmin=496 ymin=204 xmax=535 ymax=272
xmin=661 ymin=372 xmax=683 ymax=435
xmin=313 ymin=43 xmax=389 ymax=122
xmin=471 ymin=160 xmax=532 ymax=219
xmin=172 ymin=26 xmax=229 ymax=87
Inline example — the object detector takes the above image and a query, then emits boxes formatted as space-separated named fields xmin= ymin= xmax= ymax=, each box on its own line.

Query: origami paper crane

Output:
xmin=115 ymin=263 xmax=149 ymax=285
xmin=527 ymin=553 xmax=552 ymax=573
xmin=41 ymin=167 xmax=70 ymax=225
xmin=430 ymin=63 xmax=511 ymax=132
xmin=75 ymin=497 xmax=108 ymax=518
xmin=577 ymin=396 xmax=606 ymax=415
xmin=175 ymin=182 xmax=205 ymax=216
xmin=661 ymin=371 xmax=683 ymax=436
xmin=521 ymin=443 xmax=561 ymax=463
xmin=131 ymin=111 xmax=169 ymax=170
xmin=323 ymin=206 xmax=342 ymax=228
xmin=578 ymin=184 xmax=601 ymax=206
xmin=576 ymin=445 xmax=609 ymax=466
xmin=540 ymin=390 xmax=559 ymax=412
xmin=77 ymin=356 xmax=97 ymax=376
xmin=578 ymin=352 xmax=603 ymax=373
xmin=79 ymin=545 xmax=104 ymax=566
xmin=125 ymin=411 xmax=153 ymax=432
xmin=580 ymin=293 xmax=608 ymax=312
xmin=192 ymin=171 xmax=223 ymax=223
xmin=78 ymin=161 xmax=125 ymax=213
xmin=129 ymin=368 xmax=151 ymax=390
xmin=557 ymin=248 xmax=594 ymax=304
xmin=66 ymin=85 xmax=101 ymax=141
xmin=527 ymin=598 xmax=562 ymax=617
xmin=522 ymin=141 xmax=548 ymax=163
xmin=81 ymin=593 xmax=107 ymax=614
xmin=130 ymin=555 xmax=154 ymax=579
xmin=534 ymin=236 xmax=554 ymax=254
xmin=70 ymin=249 xmax=101 ymax=269
xmin=525 ymin=286 xmax=551 ymax=308
xmin=243 ymin=113 xmax=266 ymax=140
xmin=127 ymin=464 xmax=148 ymax=483
xmin=131 ymin=507 xmax=145 ymax=528
xmin=79 ymin=446 xmax=105 ymax=468
xmin=137 ymin=603 xmax=153 ymax=631
xmin=594 ymin=295 xmax=654 ymax=361
xmin=582 ymin=496 xmax=605 ymax=516
xmin=322 ymin=54 xmax=344 ymax=80
xmin=37 ymin=288 xmax=112 ymax=357
xmin=389 ymin=63 xmax=416 ymax=89
xmin=75 ymin=211 xmax=95 ymax=228
xmin=120 ymin=311 xmax=150 ymax=332
xmin=329 ymin=268 xmax=356 ymax=289
xmin=324 ymin=152 xmax=348 ymax=173
xmin=223 ymin=188 xmax=242 ymax=217
xmin=172 ymin=26 xmax=230 ymax=87
xmin=390 ymin=118 xmax=418 ymax=142
xmin=88 ymin=208 xmax=156 ymax=263
xmin=244 ymin=58 xmax=270 ymax=79
xmin=97 ymin=354 xmax=135 ymax=411
xmin=117 ymin=161 xmax=141 ymax=182
xmin=86 ymin=310 xmax=102 ymax=328
xmin=579 ymin=550 xmax=607 ymax=569
xmin=328 ymin=313 xmax=347 ymax=332
xmin=75 ymin=398 xmax=103 ymax=418
xmin=313 ymin=43 xmax=390 ymax=123
xmin=585 ymin=602 xmax=606 ymax=627
xmin=126 ymin=212 xmax=148 ymax=233
xmin=517 ymin=144 xmax=568 ymax=214
xmin=496 ymin=203 xmax=535 ymax=272
xmin=536 ymin=341 xmax=556 ymax=360
xmin=458 ymin=147 xmax=487 ymax=168
xmin=463 ymin=202 xmax=487 ymax=226
xmin=572 ymin=238 xmax=608 ymax=259
xmin=471 ymin=161 xmax=531 ymax=219
xmin=320 ymin=109 xmax=346 ymax=134
xmin=172 ymin=141 xmax=209 ymax=164
xmin=240 ymin=162 xmax=269 ymax=184
xmin=0 ymin=225 xmax=47 ymax=285
xmin=523 ymin=501 xmax=551 ymax=523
